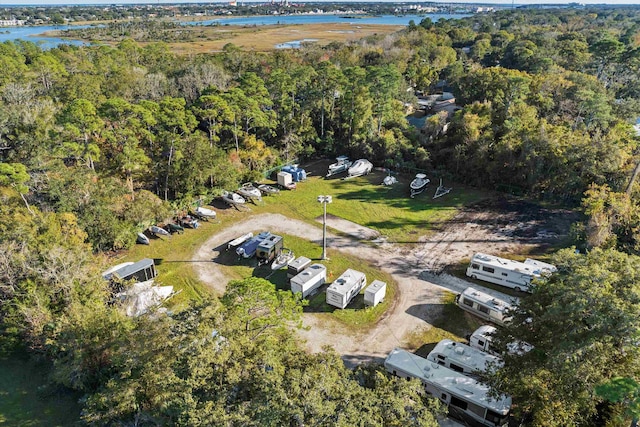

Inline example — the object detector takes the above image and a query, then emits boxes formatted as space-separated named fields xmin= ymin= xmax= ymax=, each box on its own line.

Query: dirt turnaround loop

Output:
xmin=193 ymin=198 xmax=575 ymax=367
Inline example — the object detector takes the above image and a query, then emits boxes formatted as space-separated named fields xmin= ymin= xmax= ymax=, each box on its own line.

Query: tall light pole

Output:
xmin=317 ymin=195 xmax=332 ymax=260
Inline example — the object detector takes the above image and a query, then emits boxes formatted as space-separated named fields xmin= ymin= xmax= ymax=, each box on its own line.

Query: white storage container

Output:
xmin=364 ymin=280 xmax=386 ymax=307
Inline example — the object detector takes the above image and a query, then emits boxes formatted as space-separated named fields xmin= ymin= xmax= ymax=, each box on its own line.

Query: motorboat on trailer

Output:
xmin=222 ymin=190 xmax=246 ymax=206
xmin=410 ymin=173 xmax=430 ymax=198
xmin=257 ymin=183 xmax=280 ymax=196
xmin=382 ymin=175 xmax=397 ymax=186
xmin=236 ymin=231 xmax=271 ymax=258
xmin=149 ymin=225 xmax=170 ymax=236
xmin=271 ymin=248 xmax=295 ymax=270
xmin=237 ymin=183 xmax=262 ymax=201
xmin=326 ymin=156 xmax=352 ymax=177
xmin=347 ymin=159 xmax=373 ymax=178
xmin=227 ymin=232 xmax=254 ymax=251
xmin=137 ymin=232 xmax=150 ymax=245
xmin=194 ymin=206 xmax=216 ymax=220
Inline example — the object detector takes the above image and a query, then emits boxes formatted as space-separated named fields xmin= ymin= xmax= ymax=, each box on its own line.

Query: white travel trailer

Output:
xmin=455 ymin=287 xmax=515 ymax=327
xmin=326 ymin=269 xmax=366 ymax=309
xmin=427 ymin=339 xmax=503 ymax=375
xmin=290 ymin=264 xmax=326 ymax=299
xmin=287 ymin=256 xmax=311 ymax=280
xmin=385 ymin=348 xmax=511 ymax=427
xmin=469 ymin=325 xmax=534 ymax=357
xmin=466 ymin=253 xmax=555 ymax=292
xmin=364 ymin=280 xmax=386 ymax=307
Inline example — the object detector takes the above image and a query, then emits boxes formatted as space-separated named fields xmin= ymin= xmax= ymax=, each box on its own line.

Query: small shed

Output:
xmin=288 ymin=256 xmax=311 ymax=279
xmin=277 ymin=171 xmax=294 ymax=188
xmin=104 ymin=258 xmax=157 ymax=282
xmin=290 ymin=264 xmax=326 ymax=298
xmin=364 ymin=280 xmax=386 ymax=307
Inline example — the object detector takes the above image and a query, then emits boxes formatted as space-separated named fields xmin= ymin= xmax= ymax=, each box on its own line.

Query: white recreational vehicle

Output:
xmin=290 ymin=264 xmax=326 ymax=299
xmin=385 ymin=348 xmax=511 ymax=427
xmin=469 ymin=325 xmax=534 ymax=357
xmin=326 ymin=269 xmax=366 ymax=309
xmin=455 ymin=287 xmax=515 ymax=327
xmin=466 ymin=253 xmax=556 ymax=292
xmin=427 ymin=339 xmax=503 ymax=375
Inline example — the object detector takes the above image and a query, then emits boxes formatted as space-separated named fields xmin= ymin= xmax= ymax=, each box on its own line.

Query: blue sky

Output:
xmin=5 ymin=0 xmax=640 ymax=5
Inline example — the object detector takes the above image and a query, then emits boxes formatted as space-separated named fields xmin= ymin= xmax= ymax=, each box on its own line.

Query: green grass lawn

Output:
xmin=0 ymin=352 xmax=82 ymax=427
xmin=253 ymin=167 xmax=487 ymax=243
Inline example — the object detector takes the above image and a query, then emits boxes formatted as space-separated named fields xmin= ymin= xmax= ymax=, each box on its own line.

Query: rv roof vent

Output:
xmin=454 ymin=346 xmax=465 ymax=355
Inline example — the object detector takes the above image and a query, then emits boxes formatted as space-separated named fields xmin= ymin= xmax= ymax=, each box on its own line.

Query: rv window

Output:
xmin=482 ymin=266 xmax=495 ymax=274
xmin=478 ymin=305 xmax=490 ymax=314
xmin=463 ymin=298 xmax=474 ymax=307
xmin=441 ymin=393 xmax=447 ymax=401
xmin=471 ymin=263 xmax=479 ymax=270
xmin=450 ymin=396 xmax=468 ymax=410
xmin=437 ymin=355 xmax=445 ymax=360
xmin=501 ymin=272 xmax=508 ymax=277
xmin=392 ymin=370 xmax=397 ymax=376
xmin=478 ymin=340 xmax=485 ymax=347
xmin=450 ymin=363 xmax=464 ymax=373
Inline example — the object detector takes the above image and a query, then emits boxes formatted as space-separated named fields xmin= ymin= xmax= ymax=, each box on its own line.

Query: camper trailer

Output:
xmin=427 ymin=339 xmax=503 ymax=375
xmin=466 ymin=253 xmax=556 ymax=292
xmin=326 ymin=269 xmax=366 ymax=309
xmin=103 ymin=258 xmax=157 ymax=283
xmin=290 ymin=264 xmax=326 ymax=299
xmin=455 ymin=287 xmax=515 ymax=326
xmin=469 ymin=325 xmax=534 ymax=357
xmin=277 ymin=171 xmax=296 ymax=190
xmin=364 ymin=280 xmax=386 ymax=307
xmin=385 ymin=348 xmax=511 ymax=427
xmin=287 ymin=256 xmax=311 ymax=280
xmin=256 ymin=234 xmax=284 ymax=265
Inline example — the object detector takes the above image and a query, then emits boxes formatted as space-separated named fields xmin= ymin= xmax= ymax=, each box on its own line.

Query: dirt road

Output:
xmin=193 ymin=199 xmax=574 ymax=366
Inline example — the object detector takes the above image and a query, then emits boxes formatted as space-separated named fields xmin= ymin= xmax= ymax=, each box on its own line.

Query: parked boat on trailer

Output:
xmin=178 ymin=215 xmax=199 ymax=229
xmin=271 ymin=248 xmax=294 ymax=270
xmin=410 ymin=173 xmax=430 ymax=197
xmin=346 ymin=159 xmax=373 ymax=178
xmin=137 ymin=232 xmax=150 ymax=245
xmin=257 ymin=183 xmax=280 ymax=195
xmin=222 ymin=190 xmax=246 ymax=206
xmin=237 ymin=182 xmax=262 ymax=202
xmin=149 ymin=225 xmax=169 ymax=237
xmin=382 ymin=175 xmax=397 ymax=186
xmin=227 ymin=232 xmax=253 ymax=251
xmin=164 ymin=222 xmax=184 ymax=234
xmin=193 ymin=206 xmax=216 ymax=220
xmin=326 ymin=155 xmax=352 ymax=177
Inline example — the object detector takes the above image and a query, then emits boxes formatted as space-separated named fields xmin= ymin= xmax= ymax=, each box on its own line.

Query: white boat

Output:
xmin=382 ymin=175 xmax=397 ymax=186
xmin=237 ymin=183 xmax=262 ymax=200
xmin=137 ymin=232 xmax=150 ymax=245
xmin=227 ymin=232 xmax=253 ymax=251
xmin=347 ymin=159 xmax=373 ymax=177
xmin=195 ymin=206 xmax=216 ymax=219
xmin=271 ymin=248 xmax=295 ymax=270
xmin=222 ymin=191 xmax=246 ymax=205
xmin=326 ymin=156 xmax=352 ymax=177
xmin=410 ymin=173 xmax=430 ymax=198
xmin=149 ymin=225 xmax=170 ymax=236
xmin=257 ymin=183 xmax=280 ymax=195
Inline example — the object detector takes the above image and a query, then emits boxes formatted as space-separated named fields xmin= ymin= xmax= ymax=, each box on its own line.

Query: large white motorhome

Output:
xmin=466 ymin=253 xmax=556 ymax=292
xmin=469 ymin=325 xmax=534 ymax=357
xmin=290 ymin=264 xmax=326 ymax=299
xmin=326 ymin=269 xmax=366 ymax=309
xmin=427 ymin=339 xmax=503 ymax=376
xmin=455 ymin=287 xmax=515 ymax=327
xmin=385 ymin=348 xmax=511 ymax=427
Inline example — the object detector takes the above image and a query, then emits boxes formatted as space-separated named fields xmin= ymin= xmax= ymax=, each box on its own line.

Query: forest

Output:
xmin=1 ymin=6 xmax=640 ymax=426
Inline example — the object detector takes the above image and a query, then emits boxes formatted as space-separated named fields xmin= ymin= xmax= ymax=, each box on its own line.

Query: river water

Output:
xmin=0 ymin=13 xmax=470 ymax=49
